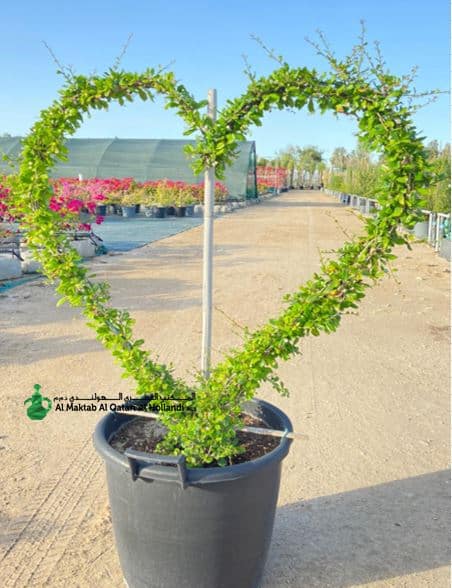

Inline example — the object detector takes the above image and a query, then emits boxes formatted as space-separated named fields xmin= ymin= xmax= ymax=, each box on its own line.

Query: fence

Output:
xmin=324 ymin=189 xmax=451 ymax=258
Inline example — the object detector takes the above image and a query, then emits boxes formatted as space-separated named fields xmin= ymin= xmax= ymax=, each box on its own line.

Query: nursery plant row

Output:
xmin=0 ymin=180 xmax=281 ymax=281
xmin=0 ymin=177 xmax=230 ymax=229
xmin=324 ymin=188 xmax=451 ymax=261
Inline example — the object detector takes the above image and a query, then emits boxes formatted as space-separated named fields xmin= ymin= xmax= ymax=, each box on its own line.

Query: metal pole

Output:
xmin=201 ymin=89 xmax=217 ymax=377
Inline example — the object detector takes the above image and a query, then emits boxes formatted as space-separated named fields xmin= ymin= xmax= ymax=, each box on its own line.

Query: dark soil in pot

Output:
xmin=109 ymin=413 xmax=279 ymax=466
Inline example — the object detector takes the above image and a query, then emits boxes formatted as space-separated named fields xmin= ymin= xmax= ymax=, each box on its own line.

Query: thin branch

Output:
xmin=42 ymin=41 xmax=75 ymax=82
xmin=373 ymin=40 xmax=386 ymax=71
xmin=241 ymin=53 xmax=256 ymax=82
xmin=305 ymin=32 xmax=344 ymax=78
xmin=386 ymin=260 xmax=402 ymax=287
xmin=214 ymin=305 xmax=247 ymax=335
xmin=354 ymin=19 xmax=368 ymax=73
xmin=112 ymin=33 xmax=134 ymax=71
xmin=325 ymin=209 xmax=354 ymax=240
xmin=155 ymin=59 xmax=177 ymax=75
xmin=250 ymin=34 xmax=285 ymax=65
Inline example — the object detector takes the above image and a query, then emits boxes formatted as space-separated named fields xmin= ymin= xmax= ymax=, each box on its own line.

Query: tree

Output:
xmin=330 ymin=147 xmax=349 ymax=172
xmin=297 ymin=146 xmax=323 ymax=184
xmin=424 ymin=142 xmax=450 ymax=212
xmin=273 ymin=145 xmax=298 ymax=186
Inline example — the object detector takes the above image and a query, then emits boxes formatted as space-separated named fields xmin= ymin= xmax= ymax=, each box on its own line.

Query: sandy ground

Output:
xmin=0 ymin=190 xmax=449 ymax=588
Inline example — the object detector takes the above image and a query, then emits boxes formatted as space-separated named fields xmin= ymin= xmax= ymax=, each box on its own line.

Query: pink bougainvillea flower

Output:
xmin=67 ymin=198 xmax=84 ymax=213
xmin=49 ymin=197 xmax=62 ymax=212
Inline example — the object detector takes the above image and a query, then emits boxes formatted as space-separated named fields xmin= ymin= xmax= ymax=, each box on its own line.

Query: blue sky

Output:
xmin=0 ymin=0 xmax=449 ymax=161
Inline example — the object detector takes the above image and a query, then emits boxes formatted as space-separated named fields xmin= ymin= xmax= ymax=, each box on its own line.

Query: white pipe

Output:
xmin=201 ymin=89 xmax=217 ymax=377
xmin=435 ymin=213 xmax=450 ymax=251
xmin=427 ymin=213 xmax=434 ymax=245
xmin=435 ymin=214 xmax=442 ymax=251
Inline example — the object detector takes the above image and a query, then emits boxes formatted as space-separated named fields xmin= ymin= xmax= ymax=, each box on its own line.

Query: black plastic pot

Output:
xmin=185 ymin=204 xmax=195 ymax=216
xmin=166 ymin=206 xmax=175 ymax=216
xmin=96 ymin=204 xmax=107 ymax=216
xmin=174 ymin=206 xmax=186 ymax=217
xmin=122 ymin=205 xmax=137 ymax=218
xmin=155 ymin=206 xmax=167 ymax=219
xmin=93 ymin=398 xmax=293 ymax=588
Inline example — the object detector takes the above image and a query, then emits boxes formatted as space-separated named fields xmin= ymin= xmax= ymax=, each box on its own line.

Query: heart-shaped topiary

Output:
xmin=7 ymin=39 xmax=431 ymax=466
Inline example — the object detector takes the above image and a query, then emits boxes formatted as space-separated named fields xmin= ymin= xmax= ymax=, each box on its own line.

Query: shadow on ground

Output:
xmin=0 ymin=332 xmax=105 ymax=365
xmin=263 ymin=469 xmax=450 ymax=587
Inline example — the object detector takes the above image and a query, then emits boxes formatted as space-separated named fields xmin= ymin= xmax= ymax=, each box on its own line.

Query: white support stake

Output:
xmin=201 ymin=89 xmax=217 ymax=377
xmin=435 ymin=214 xmax=441 ymax=251
xmin=428 ymin=212 xmax=434 ymax=245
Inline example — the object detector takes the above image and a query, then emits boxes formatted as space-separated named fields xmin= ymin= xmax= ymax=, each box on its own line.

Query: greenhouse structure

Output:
xmin=0 ymin=137 xmax=257 ymax=199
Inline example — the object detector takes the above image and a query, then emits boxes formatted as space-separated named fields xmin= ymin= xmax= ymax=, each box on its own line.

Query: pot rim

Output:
xmin=93 ymin=397 xmax=293 ymax=486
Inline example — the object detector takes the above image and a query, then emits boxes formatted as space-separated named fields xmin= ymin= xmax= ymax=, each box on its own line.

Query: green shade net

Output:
xmin=0 ymin=137 xmax=257 ymax=199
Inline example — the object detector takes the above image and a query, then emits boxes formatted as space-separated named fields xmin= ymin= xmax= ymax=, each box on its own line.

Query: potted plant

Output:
xmin=102 ymin=178 xmax=134 ymax=215
xmin=8 ymin=34 xmax=433 ymax=588
xmin=183 ymin=185 xmax=196 ymax=216
xmin=138 ymin=182 xmax=157 ymax=217
xmin=174 ymin=183 xmax=189 ymax=217
xmin=105 ymin=190 xmax=123 ymax=215
xmin=121 ymin=191 xmax=139 ymax=218
xmin=166 ymin=189 xmax=176 ymax=215
xmin=154 ymin=181 xmax=172 ymax=218
xmin=214 ymin=181 xmax=228 ymax=203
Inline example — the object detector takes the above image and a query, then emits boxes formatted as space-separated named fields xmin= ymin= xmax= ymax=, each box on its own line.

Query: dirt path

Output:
xmin=0 ymin=190 xmax=449 ymax=587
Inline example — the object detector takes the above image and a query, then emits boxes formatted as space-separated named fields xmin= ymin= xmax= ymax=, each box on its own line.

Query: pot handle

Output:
xmin=124 ymin=448 xmax=188 ymax=489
